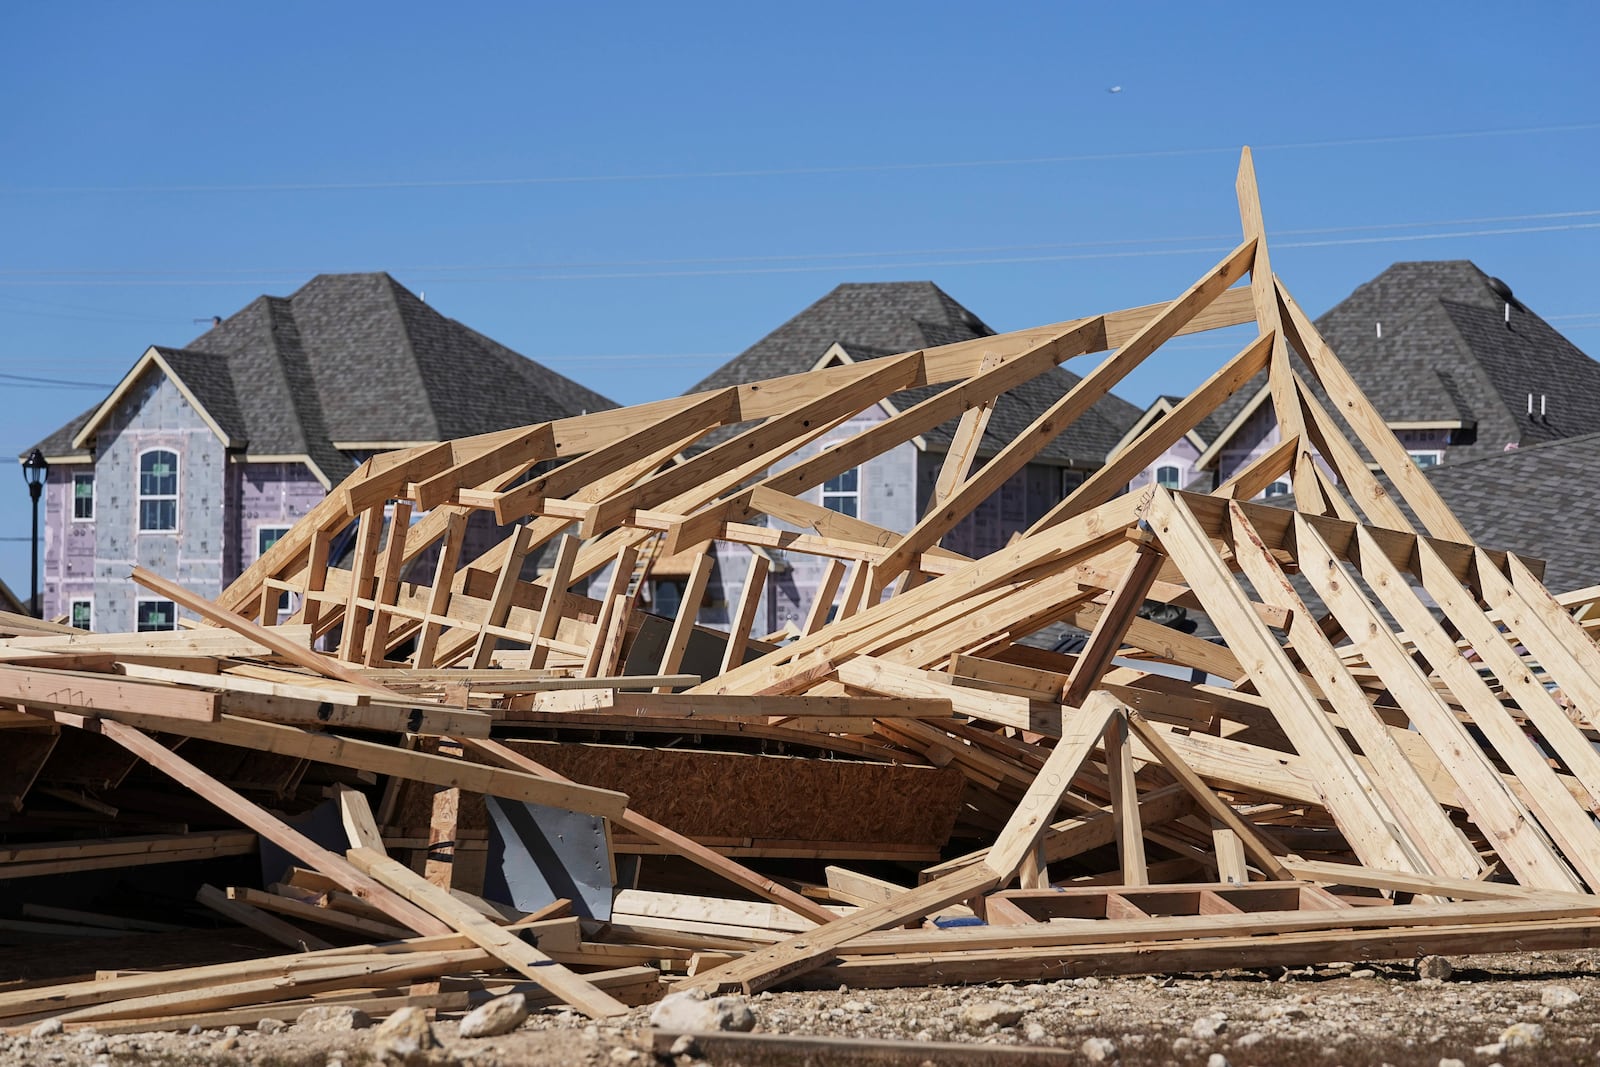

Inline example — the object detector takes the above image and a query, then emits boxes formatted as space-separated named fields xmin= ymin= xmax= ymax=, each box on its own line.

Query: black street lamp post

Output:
xmin=21 ymin=449 xmax=48 ymax=618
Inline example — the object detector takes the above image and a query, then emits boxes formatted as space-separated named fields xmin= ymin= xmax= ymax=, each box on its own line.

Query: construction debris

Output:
xmin=5 ymin=148 xmax=1600 ymax=1044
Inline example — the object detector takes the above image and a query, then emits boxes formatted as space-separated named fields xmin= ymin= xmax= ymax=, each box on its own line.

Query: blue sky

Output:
xmin=2 ymin=2 xmax=1597 ymax=599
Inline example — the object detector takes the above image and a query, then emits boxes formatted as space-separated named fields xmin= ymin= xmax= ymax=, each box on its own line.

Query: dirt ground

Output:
xmin=6 ymin=946 xmax=1600 ymax=1067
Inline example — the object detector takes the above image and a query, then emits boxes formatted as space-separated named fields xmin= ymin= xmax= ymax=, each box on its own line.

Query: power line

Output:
xmin=0 ymin=371 xmax=112 ymax=388
xmin=5 ymin=121 xmax=1596 ymax=195
xmin=5 ymin=208 xmax=1599 ymax=279
xmin=0 ymin=218 xmax=1596 ymax=289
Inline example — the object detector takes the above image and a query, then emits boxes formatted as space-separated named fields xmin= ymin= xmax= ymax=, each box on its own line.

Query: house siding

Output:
xmin=41 ymin=467 xmax=97 ymax=622
xmin=226 ymin=461 xmax=328 ymax=582
xmin=90 ymin=372 xmax=226 ymax=632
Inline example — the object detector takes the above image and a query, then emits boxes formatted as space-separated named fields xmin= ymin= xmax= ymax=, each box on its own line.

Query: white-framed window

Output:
xmin=69 ymin=599 xmax=92 ymax=631
xmin=138 ymin=449 xmax=179 ymax=532
xmin=257 ymin=525 xmax=291 ymax=560
xmin=1155 ymin=465 xmax=1182 ymax=489
xmin=822 ymin=467 xmax=860 ymax=518
xmin=1264 ymin=481 xmax=1290 ymax=498
xmin=72 ymin=472 xmax=95 ymax=521
xmin=1411 ymin=451 xmax=1443 ymax=469
xmin=136 ymin=598 xmax=176 ymax=632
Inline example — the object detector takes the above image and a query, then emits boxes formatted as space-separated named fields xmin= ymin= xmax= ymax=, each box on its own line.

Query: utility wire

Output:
xmin=5 ymin=121 xmax=1596 ymax=195
xmin=1 ymin=219 xmax=1597 ymax=288
xmin=4 ymin=208 xmax=1599 ymax=279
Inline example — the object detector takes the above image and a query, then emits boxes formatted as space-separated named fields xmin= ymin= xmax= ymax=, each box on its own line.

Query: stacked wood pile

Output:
xmin=5 ymin=149 xmax=1600 ymax=1034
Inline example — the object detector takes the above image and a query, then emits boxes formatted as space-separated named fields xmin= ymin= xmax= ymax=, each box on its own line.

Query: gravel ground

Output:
xmin=6 ymin=950 xmax=1600 ymax=1066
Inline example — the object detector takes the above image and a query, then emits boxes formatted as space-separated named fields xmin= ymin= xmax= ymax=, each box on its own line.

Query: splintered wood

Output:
xmin=4 ymin=149 xmax=1600 ymax=1037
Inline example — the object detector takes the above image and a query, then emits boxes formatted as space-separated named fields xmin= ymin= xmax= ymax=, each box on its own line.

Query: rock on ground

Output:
xmin=296 ymin=1005 xmax=372 ymax=1033
xmin=459 ymin=993 xmax=531 ymax=1039
xmin=649 ymin=989 xmax=757 ymax=1033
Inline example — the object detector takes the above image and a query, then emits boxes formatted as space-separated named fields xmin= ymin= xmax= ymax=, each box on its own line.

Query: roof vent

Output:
xmin=1485 ymin=276 xmax=1517 ymax=326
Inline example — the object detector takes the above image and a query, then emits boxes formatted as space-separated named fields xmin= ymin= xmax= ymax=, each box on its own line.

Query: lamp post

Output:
xmin=21 ymin=449 xmax=48 ymax=618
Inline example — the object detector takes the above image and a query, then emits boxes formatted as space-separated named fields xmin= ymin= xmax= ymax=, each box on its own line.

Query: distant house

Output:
xmin=23 ymin=273 xmax=614 ymax=629
xmin=1120 ymin=261 xmax=1600 ymax=495
xmin=663 ymin=282 xmax=1142 ymax=633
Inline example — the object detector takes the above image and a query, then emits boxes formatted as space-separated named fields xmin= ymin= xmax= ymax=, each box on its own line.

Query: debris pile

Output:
xmin=5 ymin=149 xmax=1600 ymax=1037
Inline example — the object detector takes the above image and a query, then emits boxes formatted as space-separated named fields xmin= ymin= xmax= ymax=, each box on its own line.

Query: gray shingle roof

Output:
xmin=29 ymin=273 xmax=616 ymax=480
xmin=689 ymin=282 xmax=1141 ymax=465
xmin=1195 ymin=261 xmax=1600 ymax=464
xmin=1419 ymin=433 xmax=1600 ymax=594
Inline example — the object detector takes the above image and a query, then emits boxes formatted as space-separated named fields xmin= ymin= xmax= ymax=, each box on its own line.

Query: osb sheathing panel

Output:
xmin=527 ymin=743 xmax=965 ymax=846
xmin=389 ymin=740 xmax=965 ymax=848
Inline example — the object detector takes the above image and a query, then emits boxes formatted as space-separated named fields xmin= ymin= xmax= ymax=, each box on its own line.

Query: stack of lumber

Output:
xmin=5 ymin=148 xmax=1600 ymax=1034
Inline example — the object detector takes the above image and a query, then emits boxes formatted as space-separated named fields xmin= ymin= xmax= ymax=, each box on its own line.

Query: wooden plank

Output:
xmin=494 ymin=388 xmax=738 ymax=521
xmin=652 ymin=1030 xmax=1077 ymax=1066
xmin=92 ymin=719 xmax=452 ymax=937
xmin=801 ymin=559 xmax=847 ymax=637
xmin=1144 ymin=490 xmax=1426 ymax=876
xmin=583 ymin=542 xmax=640 ymax=676
xmin=1292 ymin=515 xmax=1579 ymax=891
xmin=680 ymin=861 xmax=999 ymax=995
xmin=719 ymin=554 xmax=770 ymax=675
xmin=1235 ymin=149 xmax=1308 ymax=485
xmin=0 ymin=666 xmax=217 ymax=722
xmin=1105 ymin=713 xmax=1147 ymax=887
xmin=1275 ymin=276 xmax=1473 ymax=542
xmin=1412 ymin=538 xmax=1600 ymax=811
xmin=530 ymin=533 xmax=579 ymax=671
xmin=1032 ymin=330 xmax=1273 ymax=533
xmin=226 ymin=886 xmax=411 ymax=940
xmin=80 ymin=711 xmax=629 ymax=820
xmin=1355 ymin=528 xmax=1600 ymax=887
xmin=1224 ymin=502 xmax=1481 ymax=878
xmin=654 ymin=546 xmax=715 ymax=692
xmin=579 ymin=355 xmax=924 ymax=537
xmin=347 ymin=846 xmax=630 ymax=1018
xmin=532 ymin=688 xmax=953 ymax=720
xmin=470 ymin=523 xmax=539 ymax=669
xmin=130 ymin=567 xmax=393 ymax=696
xmin=336 ymin=784 xmax=386 ymax=852
xmin=338 ymin=504 xmax=385 ymax=660
xmin=872 ymin=239 xmax=1257 ymax=590
xmin=363 ymin=499 xmax=413 ymax=664
xmin=216 ymin=288 xmax=1255 ymax=618
xmin=1059 ymin=538 xmax=1164 ymax=706
xmin=194 ymin=885 xmax=334 ymax=952
xmin=987 ymin=696 xmax=1120 ymax=881
xmin=1291 ymin=371 xmax=1413 ymax=531
xmin=412 ymin=511 xmax=468 ymax=669
xmin=1124 ymin=710 xmax=1290 ymax=879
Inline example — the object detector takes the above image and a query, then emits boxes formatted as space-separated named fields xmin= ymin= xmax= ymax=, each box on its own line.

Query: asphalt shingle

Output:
xmin=689 ymin=282 xmax=1141 ymax=465
xmin=29 ymin=273 xmax=617 ymax=481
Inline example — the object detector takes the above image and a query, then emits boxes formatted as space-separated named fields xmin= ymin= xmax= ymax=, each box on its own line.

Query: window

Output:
xmin=136 ymin=599 xmax=176 ymax=632
xmin=1155 ymin=465 xmax=1182 ymax=490
xmin=70 ymin=599 xmax=92 ymax=631
xmin=138 ymin=450 xmax=178 ymax=531
xmin=257 ymin=526 xmax=291 ymax=559
xmin=1264 ymin=481 xmax=1290 ymax=498
xmin=822 ymin=467 xmax=859 ymax=518
xmin=72 ymin=472 xmax=94 ymax=521
xmin=1411 ymin=451 xmax=1442 ymax=469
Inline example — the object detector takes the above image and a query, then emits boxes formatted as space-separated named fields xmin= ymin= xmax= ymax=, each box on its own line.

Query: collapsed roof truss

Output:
xmin=8 ymin=149 xmax=1600 ymax=1026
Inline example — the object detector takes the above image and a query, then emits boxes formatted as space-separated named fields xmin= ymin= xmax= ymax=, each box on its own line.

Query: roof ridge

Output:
xmin=377 ymin=275 xmax=442 ymax=440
